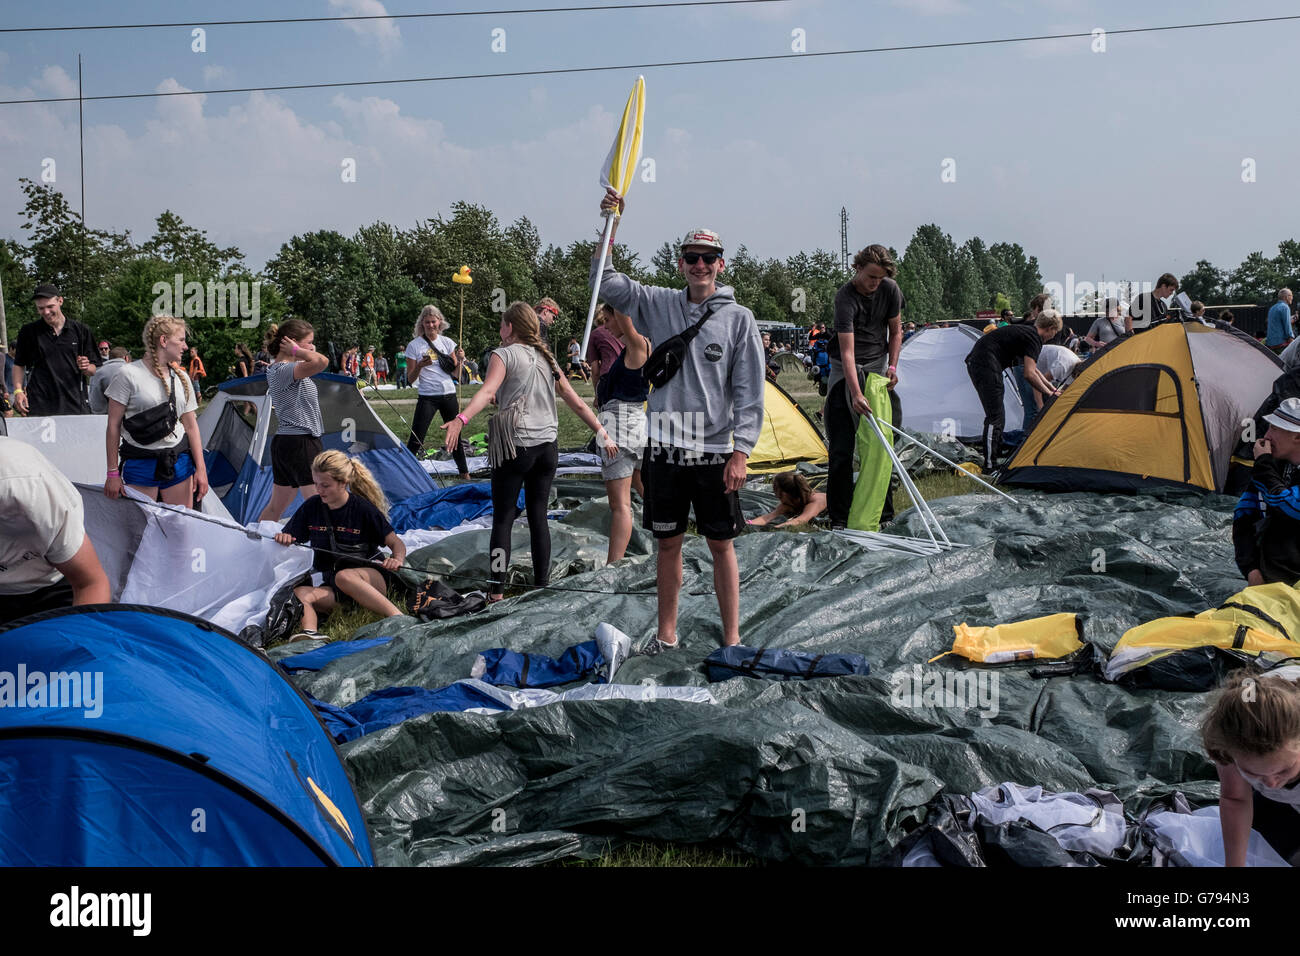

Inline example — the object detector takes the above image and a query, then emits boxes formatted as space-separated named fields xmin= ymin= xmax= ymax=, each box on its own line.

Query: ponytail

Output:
xmin=311 ymin=449 xmax=389 ymax=518
xmin=503 ymin=301 xmax=562 ymax=378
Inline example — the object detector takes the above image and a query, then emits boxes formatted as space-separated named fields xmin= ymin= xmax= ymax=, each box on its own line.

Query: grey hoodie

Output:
xmin=592 ymin=259 xmax=765 ymax=455
xmin=88 ymin=358 xmax=127 ymax=414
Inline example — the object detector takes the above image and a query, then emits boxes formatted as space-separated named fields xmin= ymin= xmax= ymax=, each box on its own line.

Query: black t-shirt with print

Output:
xmin=13 ymin=318 xmax=99 ymax=415
xmin=968 ymin=324 xmax=1044 ymax=371
xmin=1128 ymin=292 xmax=1167 ymax=330
xmin=283 ymin=493 xmax=394 ymax=578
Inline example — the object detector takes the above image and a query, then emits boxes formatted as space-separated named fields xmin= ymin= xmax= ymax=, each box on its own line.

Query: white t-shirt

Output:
xmin=405 ymin=335 xmax=458 ymax=397
xmin=104 ymin=360 xmax=199 ymax=451
xmin=1036 ymin=344 xmax=1082 ymax=387
xmin=0 ymin=437 xmax=85 ymax=594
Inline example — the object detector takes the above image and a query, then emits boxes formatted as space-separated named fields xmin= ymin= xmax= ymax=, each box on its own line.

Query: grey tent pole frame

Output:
xmin=876 ymin=419 xmax=1018 ymax=503
xmin=864 ymin=410 xmax=949 ymax=548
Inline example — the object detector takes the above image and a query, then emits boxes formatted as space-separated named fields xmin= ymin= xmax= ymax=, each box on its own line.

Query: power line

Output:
xmin=0 ymin=13 xmax=1295 ymax=107
xmin=0 ymin=0 xmax=793 ymax=34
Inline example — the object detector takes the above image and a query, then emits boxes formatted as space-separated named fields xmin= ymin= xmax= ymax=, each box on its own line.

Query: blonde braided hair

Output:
xmin=141 ymin=314 xmax=192 ymax=404
xmin=311 ymin=449 xmax=389 ymax=518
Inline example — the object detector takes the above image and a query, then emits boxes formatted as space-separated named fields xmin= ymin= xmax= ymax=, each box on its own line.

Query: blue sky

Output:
xmin=0 ymin=0 xmax=1296 ymax=299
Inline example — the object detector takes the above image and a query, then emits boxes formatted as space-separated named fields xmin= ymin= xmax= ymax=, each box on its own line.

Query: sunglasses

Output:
xmin=682 ymin=252 xmax=721 ymax=265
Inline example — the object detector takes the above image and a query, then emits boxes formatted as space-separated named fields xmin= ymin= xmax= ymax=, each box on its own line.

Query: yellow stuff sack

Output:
xmin=932 ymin=612 xmax=1084 ymax=664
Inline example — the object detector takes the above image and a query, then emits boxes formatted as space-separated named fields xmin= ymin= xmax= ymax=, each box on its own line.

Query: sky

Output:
xmin=0 ymin=0 xmax=1296 ymax=297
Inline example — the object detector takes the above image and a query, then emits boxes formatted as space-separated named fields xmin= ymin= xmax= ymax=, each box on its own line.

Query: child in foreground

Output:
xmin=274 ymin=450 xmax=406 ymax=639
xmin=1201 ymin=671 xmax=1300 ymax=866
xmin=749 ymin=471 xmax=827 ymax=528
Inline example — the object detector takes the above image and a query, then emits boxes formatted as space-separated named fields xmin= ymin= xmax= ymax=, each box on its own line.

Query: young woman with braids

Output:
xmin=258 ymin=318 xmax=330 ymax=521
xmin=444 ymin=302 xmax=617 ymax=602
xmin=103 ymin=315 xmax=208 ymax=507
xmin=274 ymin=450 xmax=407 ymax=639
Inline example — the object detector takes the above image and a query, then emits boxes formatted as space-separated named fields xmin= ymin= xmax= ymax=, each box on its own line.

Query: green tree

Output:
xmin=1227 ymin=251 xmax=1279 ymax=304
xmin=896 ymin=240 xmax=943 ymax=324
xmin=140 ymin=210 xmax=243 ymax=275
xmin=1179 ymin=259 xmax=1226 ymax=304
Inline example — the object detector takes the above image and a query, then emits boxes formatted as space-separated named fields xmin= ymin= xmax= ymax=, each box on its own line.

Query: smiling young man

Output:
xmin=825 ymin=245 xmax=904 ymax=529
xmin=592 ymin=188 xmax=764 ymax=652
xmin=11 ymin=284 xmax=100 ymax=416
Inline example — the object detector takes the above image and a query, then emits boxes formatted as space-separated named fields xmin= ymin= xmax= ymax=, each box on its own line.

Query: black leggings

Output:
xmin=966 ymin=358 xmax=1006 ymax=471
xmin=489 ymin=441 xmax=558 ymax=592
xmin=408 ymin=392 xmax=469 ymax=474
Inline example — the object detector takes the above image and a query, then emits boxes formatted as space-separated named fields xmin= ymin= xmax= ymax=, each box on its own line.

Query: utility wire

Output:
xmin=0 ymin=0 xmax=794 ymax=34
xmin=1 ymin=14 xmax=1296 ymax=106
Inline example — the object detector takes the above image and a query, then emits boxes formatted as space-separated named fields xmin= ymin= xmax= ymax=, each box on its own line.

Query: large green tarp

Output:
xmin=281 ymin=481 xmax=1242 ymax=865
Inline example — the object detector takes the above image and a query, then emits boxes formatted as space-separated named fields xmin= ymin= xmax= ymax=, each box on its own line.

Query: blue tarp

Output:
xmin=388 ymin=482 xmax=524 ymax=533
xmin=473 ymin=640 xmax=605 ymax=688
xmin=0 ymin=606 xmax=374 ymax=866
xmin=703 ymin=644 xmax=871 ymax=683
xmin=280 ymin=637 xmax=395 ymax=672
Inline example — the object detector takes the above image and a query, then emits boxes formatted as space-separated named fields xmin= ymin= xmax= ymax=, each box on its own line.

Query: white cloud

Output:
xmin=39 ymin=66 xmax=78 ymax=99
xmin=892 ymin=0 xmax=968 ymax=15
xmin=329 ymin=0 xmax=401 ymax=55
xmin=202 ymin=65 xmax=228 ymax=85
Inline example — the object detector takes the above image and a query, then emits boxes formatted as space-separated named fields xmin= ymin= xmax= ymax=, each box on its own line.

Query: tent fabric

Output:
xmin=274 ymin=484 xmax=1260 ymax=866
xmin=389 ymin=482 xmax=523 ymax=533
xmin=0 ymin=606 xmax=373 ymax=866
xmin=199 ymin=372 xmax=435 ymax=524
xmin=75 ymin=483 xmax=313 ymax=644
xmin=1104 ymin=581 xmax=1300 ymax=686
xmin=6 ymin=414 xmax=236 ymax=521
xmin=747 ymin=379 xmax=828 ymax=473
xmin=470 ymin=641 xmax=606 ymax=688
xmin=895 ymin=325 xmax=1024 ymax=437
xmin=1141 ymin=805 xmax=1289 ymax=867
xmin=280 ymin=637 xmax=396 ymax=672
xmin=1003 ymin=323 xmax=1282 ymax=493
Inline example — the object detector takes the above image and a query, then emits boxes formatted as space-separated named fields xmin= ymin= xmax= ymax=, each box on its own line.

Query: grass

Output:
xmin=560 ymin=841 xmax=756 ymax=867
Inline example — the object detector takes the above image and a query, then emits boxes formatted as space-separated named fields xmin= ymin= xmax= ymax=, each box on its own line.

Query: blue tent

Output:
xmin=199 ymin=373 xmax=435 ymax=523
xmin=0 ymin=606 xmax=373 ymax=866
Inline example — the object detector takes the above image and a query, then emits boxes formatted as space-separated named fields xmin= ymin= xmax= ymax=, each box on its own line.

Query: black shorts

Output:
xmin=0 ymin=580 xmax=75 ymax=627
xmin=641 ymin=446 xmax=743 ymax=540
xmin=271 ymin=434 xmax=324 ymax=488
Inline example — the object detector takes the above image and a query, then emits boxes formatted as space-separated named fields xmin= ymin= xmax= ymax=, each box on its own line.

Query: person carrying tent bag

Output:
xmin=443 ymin=302 xmax=617 ymax=603
xmin=258 ymin=318 xmax=331 ymax=522
xmin=824 ymin=244 xmax=904 ymax=530
xmin=273 ymin=450 xmax=407 ymax=639
xmin=405 ymin=305 xmax=470 ymax=480
xmin=103 ymin=315 xmax=208 ymax=508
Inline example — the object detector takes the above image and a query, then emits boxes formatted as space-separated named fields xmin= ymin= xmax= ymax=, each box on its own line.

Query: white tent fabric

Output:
xmin=77 ymin=483 xmax=313 ymax=639
xmin=6 ymin=414 xmax=235 ymax=522
xmin=1143 ymin=807 xmax=1288 ymax=867
xmin=896 ymin=326 xmax=1024 ymax=436
xmin=1036 ymin=344 xmax=1082 ymax=387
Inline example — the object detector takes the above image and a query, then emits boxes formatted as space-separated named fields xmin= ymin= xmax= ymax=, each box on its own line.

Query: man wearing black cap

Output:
xmin=1234 ymin=397 xmax=1300 ymax=586
xmin=11 ymin=284 xmax=100 ymax=416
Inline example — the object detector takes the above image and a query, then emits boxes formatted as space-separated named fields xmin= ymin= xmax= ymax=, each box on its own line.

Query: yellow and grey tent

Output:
xmin=1105 ymin=581 xmax=1300 ymax=689
xmin=748 ymin=380 xmax=828 ymax=473
xmin=1002 ymin=322 xmax=1281 ymax=493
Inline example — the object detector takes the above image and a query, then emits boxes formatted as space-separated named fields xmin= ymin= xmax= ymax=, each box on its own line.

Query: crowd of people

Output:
xmin=9 ymin=219 xmax=1300 ymax=862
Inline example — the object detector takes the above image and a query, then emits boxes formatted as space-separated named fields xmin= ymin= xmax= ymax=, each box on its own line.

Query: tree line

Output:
xmin=4 ymin=177 xmax=1291 ymax=381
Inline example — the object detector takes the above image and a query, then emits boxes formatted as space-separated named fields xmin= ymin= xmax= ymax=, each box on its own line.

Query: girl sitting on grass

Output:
xmin=1201 ymin=671 xmax=1300 ymax=866
xmin=749 ymin=471 xmax=827 ymax=528
xmin=274 ymin=450 xmax=406 ymax=640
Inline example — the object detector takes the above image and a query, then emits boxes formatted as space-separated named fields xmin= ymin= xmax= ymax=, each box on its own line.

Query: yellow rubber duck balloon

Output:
xmin=452 ymin=266 xmax=472 ymax=347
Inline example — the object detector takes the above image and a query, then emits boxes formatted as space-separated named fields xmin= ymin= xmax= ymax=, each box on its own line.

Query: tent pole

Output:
xmin=866 ymin=411 xmax=949 ymax=547
xmin=877 ymin=419 xmax=1017 ymax=502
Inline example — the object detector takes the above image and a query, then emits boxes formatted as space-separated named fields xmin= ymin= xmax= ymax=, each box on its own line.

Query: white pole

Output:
xmin=580 ymin=214 xmax=616 ymax=357
xmin=866 ymin=411 xmax=950 ymax=547
xmin=877 ymin=419 xmax=1017 ymax=502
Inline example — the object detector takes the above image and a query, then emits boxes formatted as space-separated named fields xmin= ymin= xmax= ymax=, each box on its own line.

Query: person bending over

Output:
xmin=750 ymin=471 xmax=827 ymax=528
xmin=1234 ymin=397 xmax=1300 ymax=586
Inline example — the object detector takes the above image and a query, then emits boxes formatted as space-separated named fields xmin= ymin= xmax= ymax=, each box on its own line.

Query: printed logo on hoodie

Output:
xmin=704 ymin=343 xmax=723 ymax=362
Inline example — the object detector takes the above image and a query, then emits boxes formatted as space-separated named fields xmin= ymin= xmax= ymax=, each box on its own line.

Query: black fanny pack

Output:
xmin=122 ymin=368 xmax=181 ymax=445
xmin=643 ymin=303 xmax=717 ymax=390
xmin=426 ymin=337 xmax=458 ymax=376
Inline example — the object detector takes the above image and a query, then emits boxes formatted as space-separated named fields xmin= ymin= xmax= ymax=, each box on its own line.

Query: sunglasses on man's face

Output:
xmin=682 ymin=252 xmax=720 ymax=266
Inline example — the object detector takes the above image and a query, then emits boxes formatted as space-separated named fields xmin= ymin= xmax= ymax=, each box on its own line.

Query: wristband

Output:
xmin=292 ymin=344 xmax=299 ymax=355
xmin=456 ymin=413 xmax=468 ymax=426
xmin=12 ymin=387 xmax=22 ymax=394
xmin=106 ymin=470 xmax=120 ymax=478
xmin=887 ymin=365 xmax=897 ymax=372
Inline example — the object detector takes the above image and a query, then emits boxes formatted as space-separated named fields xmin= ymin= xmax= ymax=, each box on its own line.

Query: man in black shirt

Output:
xmin=825 ymin=244 xmax=905 ymax=528
xmin=965 ymin=312 xmax=1063 ymax=472
xmin=1125 ymin=273 xmax=1178 ymax=334
xmin=11 ymin=284 xmax=100 ymax=416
